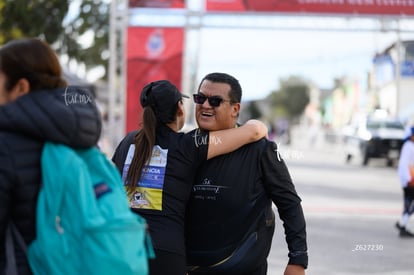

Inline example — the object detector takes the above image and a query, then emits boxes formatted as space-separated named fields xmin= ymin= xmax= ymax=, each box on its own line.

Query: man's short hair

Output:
xmin=198 ymin=72 xmax=242 ymax=103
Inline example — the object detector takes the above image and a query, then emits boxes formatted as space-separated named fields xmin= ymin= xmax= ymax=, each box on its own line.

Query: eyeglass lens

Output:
xmin=193 ymin=94 xmax=224 ymax=107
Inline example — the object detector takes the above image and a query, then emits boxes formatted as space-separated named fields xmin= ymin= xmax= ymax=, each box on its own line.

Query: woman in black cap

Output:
xmin=112 ymin=80 xmax=267 ymax=275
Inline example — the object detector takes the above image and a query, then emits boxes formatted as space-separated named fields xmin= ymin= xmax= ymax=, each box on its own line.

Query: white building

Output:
xmin=370 ymin=40 xmax=414 ymax=125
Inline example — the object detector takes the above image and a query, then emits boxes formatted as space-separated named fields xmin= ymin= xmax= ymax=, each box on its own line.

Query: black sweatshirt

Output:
xmin=186 ymin=138 xmax=308 ymax=272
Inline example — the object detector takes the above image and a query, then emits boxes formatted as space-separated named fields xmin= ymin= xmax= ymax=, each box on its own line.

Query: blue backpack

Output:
xmin=27 ymin=142 xmax=154 ymax=275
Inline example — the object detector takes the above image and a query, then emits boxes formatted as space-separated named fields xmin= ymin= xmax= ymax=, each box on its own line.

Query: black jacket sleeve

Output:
xmin=260 ymin=141 xmax=308 ymax=269
xmin=0 ymin=138 xmax=13 ymax=249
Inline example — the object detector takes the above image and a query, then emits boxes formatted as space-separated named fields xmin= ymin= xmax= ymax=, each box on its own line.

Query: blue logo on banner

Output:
xmin=146 ymin=29 xmax=164 ymax=57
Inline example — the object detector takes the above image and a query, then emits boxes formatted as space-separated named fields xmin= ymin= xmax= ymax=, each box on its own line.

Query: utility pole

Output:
xmin=108 ymin=0 xmax=128 ymax=152
xmin=395 ymin=20 xmax=401 ymax=118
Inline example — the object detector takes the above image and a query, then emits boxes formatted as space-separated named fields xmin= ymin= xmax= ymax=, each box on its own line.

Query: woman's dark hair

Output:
xmin=125 ymin=107 xmax=158 ymax=192
xmin=198 ymin=72 xmax=242 ymax=103
xmin=0 ymin=38 xmax=66 ymax=92
xmin=124 ymin=81 xmax=180 ymax=191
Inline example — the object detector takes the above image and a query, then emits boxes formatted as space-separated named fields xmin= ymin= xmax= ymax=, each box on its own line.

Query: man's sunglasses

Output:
xmin=193 ymin=94 xmax=232 ymax=107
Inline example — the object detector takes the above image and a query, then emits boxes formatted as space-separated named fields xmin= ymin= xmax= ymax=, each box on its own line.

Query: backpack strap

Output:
xmin=41 ymin=142 xmax=67 ymax=221
xmin=5 ymin=222 xmax=27 ymax=275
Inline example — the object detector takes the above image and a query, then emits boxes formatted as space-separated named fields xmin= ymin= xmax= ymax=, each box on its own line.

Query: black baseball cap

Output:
xmin=140 ymin=80 xmax=189 ymax=123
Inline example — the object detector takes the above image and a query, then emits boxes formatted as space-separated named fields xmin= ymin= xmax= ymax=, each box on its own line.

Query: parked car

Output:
xmin=343 ymin=116 xmax=406 ymax=166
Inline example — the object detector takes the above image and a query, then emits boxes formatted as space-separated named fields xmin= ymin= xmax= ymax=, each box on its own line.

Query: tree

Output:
xmin=62 ymin=0 xmax=110 ymax=79
xmin=268 ymin=76 xmax=310 ymax=121
xmin=246 ymin=101 xmax=263 ymax=119
xmin=0 ymin=0 xmax=68 ymax=44
xmin=0 ymin=0 xmax=110 ymax=80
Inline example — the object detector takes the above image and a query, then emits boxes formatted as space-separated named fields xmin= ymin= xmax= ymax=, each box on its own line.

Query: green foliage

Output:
xmin=63 ymin=0 xmax=110 ymax=78
xmin=0 ymin=0 xmax=110 ymax=79
xmin=246 ymin=101 xmax=262 ymax=119
xmin=269 ymin=76 xmax=310 ymax=120
xmin=0 ymin=0 xmax=68 ymax=44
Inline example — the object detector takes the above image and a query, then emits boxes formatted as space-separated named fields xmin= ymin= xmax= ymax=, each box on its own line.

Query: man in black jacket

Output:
xmin=186 ymin=72 xmax=308 ymax=275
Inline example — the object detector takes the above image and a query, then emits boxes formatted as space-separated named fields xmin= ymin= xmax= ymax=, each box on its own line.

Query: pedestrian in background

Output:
xmin=396 ymin=126 xmax=414 ymax=237
xmin=186 ymin=72 xmax=308 ymax=275
xmin=111 ymin=80 xmax=268 ymax=275
xmin=0 ymin=38 xmax=102 ymax=274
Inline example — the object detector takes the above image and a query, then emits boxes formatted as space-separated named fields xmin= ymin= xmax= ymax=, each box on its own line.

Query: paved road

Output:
xmin=266 ymin=132 xmax=414 ymax=275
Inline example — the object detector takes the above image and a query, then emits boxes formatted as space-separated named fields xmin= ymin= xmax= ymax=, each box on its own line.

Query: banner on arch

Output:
xmin=126 ymin=27 xmax=184 ymax=133
xmin=128 ymin=0 xmax=185 ymax=8
xmin=206 ymin=0 xmax=414 ymax=16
